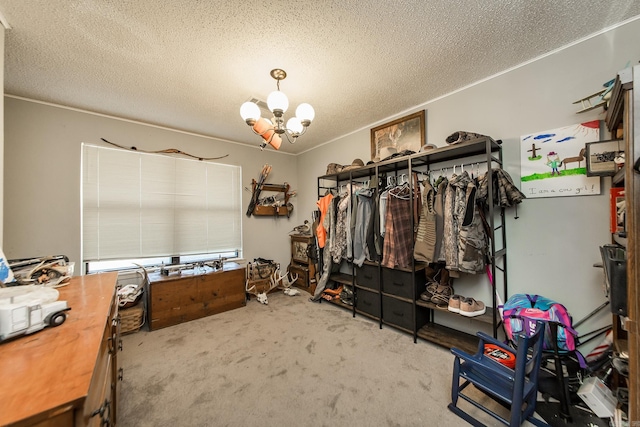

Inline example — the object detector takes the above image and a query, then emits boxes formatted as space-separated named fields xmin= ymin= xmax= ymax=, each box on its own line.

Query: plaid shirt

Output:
xmin=382 ymin=185 xmax=415 ymax=269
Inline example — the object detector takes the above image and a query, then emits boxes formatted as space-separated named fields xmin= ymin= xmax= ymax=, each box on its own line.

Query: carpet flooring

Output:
xmin=118 ymin=291 xmax=551 ymax=426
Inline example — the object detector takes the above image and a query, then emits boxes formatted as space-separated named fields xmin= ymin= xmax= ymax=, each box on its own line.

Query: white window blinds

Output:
xmin=82 ymin=144 xmax=242 ymax=261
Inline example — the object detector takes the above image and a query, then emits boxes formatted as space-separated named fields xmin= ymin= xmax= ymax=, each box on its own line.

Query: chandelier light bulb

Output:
xmin=267 ymin=90 xmax=289 ymax=114
xmin=240 ymin=102 xmax=261 ymax=122
xmin=286 ymin=117 xmax=303 ymax=134
xmin=296 ymin=103 xmax=315 ymax=123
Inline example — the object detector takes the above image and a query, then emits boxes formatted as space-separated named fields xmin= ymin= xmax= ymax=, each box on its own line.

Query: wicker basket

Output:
xmin=119 ymin=304 xmax=145 ymax=334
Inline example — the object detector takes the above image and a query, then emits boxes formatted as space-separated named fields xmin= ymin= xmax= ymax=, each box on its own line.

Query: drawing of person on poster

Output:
xmin=520 ymin=120 xmax=601 ymax=198
xmin=546 ymin=151 xmax=562 ymax=176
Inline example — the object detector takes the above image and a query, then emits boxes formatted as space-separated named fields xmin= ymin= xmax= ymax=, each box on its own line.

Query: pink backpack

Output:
xmin=502 ymin=294 xmax=586 ymax=367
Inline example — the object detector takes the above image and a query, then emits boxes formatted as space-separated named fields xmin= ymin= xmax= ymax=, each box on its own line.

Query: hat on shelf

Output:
xmin=342 ymin=158 xmax=365 ymax=171
xmin=420 ymin=143 xmax=438 ymax=152
xmin=379 ymin=146 xmax=397 ymax=161
xmin=446 ymin=131 xmax=488 ymax=145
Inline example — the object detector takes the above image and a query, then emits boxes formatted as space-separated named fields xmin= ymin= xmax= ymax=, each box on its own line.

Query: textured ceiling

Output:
xmin=1 ymin=1 xmax=640 ymax=154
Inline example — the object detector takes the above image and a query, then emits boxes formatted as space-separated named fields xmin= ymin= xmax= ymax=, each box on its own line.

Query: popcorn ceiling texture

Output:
xmin=1 ymin=1 xmax=639 ymax=153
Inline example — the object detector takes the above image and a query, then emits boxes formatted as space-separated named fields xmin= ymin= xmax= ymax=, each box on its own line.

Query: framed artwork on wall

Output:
xmin=520 ymin=120 xmax=601 ymax=198
xmin=585 ymin=139 xmax=625 ymax=177
xmin=370 ymin=110 xmax=425 ymax=161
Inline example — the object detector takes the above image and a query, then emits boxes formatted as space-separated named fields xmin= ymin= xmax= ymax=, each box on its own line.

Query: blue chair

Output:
xmin=448 ymin=322 xmax=549 ymax=427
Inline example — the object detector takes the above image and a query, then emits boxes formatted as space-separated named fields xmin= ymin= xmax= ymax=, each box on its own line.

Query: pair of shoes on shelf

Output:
xmin=448 ymin=295 xmax=486 ymax=317
xmin=420 ymin=268 xmax=454 ymax=307
xmin=420 ymin=281 xmax=438 ymax=301
xmin=430 ymin=285 xmax=454 ymax=308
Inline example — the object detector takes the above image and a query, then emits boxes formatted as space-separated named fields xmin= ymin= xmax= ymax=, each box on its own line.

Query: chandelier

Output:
xmin=240 ymin=69 xmax=315 ymax=150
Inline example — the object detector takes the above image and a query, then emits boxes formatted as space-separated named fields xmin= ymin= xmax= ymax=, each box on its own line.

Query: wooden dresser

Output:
xmin=147 ymin=262 xmax=246 ymax=331
xmin=0 ymin=272 xmax=121 ymax=427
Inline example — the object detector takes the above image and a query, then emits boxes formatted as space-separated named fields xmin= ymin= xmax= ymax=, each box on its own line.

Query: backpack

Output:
xmin=501 ymin=294 xmax=586 ymax=367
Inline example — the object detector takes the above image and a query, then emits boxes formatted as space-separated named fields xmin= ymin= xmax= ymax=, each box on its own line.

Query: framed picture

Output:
xmin=586 ymin=139 xmax=625 ymax=177
xmin=291 ymin=237 xmax=309 ymax=264
xmin=370 ymin=110 xmax=425 ymax=161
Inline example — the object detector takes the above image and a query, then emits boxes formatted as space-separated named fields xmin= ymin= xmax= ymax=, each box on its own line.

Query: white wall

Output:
xmin=3 ymin=99 xmax=299 ymax=272
xmin=0 ymin=27 xmax=4 ymax=245
xmin=297 ymin=18 xmax=640 ymax=342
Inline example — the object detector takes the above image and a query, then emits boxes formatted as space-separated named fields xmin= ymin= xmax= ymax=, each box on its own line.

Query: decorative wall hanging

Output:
xmin=520 ymin=120 xmax=601 ymax=198
xmin=100 ymin=138 xmax=229 ymax=161
xmin=370 ymin=110 xmax=425 ymax=161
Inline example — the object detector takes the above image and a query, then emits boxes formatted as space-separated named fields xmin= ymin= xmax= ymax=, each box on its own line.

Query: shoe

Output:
xmin=459 ymin=297 xmax=486 ymax=317
xmin=420 ymin=281 xmax=439 ymax=301
xmin=430 ymin=284 xmax=454 ymax=306
xmin=440 ymin=268 xmax=451 ymax=287
xmin=448 ymin=295 xmax=463 ymax=313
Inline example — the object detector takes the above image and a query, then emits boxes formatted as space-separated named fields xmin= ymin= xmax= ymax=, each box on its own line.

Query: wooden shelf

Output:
xmin=323 ymin=296 xmax=353 ymax=311
xmin=249 ymin=181 xmax=290 ymax=217
xmin=329 ymin=272 xmax=354 ymax=286
xmin=415 ymin=300 xmax=499 ymax=325
xmin=253 ymin=205 xmax=289 ymax=216
xmin=417 ymin=323 xmax=479 ymax=354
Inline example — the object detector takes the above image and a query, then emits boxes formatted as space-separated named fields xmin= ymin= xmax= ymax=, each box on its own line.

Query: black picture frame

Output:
xmin=586 ymin=139 xmax=624 ymax=177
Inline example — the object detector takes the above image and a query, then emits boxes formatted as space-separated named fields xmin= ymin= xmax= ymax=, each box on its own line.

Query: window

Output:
xmin=82 ymin=144 xmax=242 ymax=271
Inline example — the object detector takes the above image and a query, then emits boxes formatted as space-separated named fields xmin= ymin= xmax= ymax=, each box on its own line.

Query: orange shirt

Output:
xmin=316 ymin=194 xmax=334 ymax=248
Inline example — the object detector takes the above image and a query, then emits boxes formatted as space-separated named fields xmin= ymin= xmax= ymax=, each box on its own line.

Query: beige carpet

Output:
xmin=118 ymin=291 xmax=540 ymax=427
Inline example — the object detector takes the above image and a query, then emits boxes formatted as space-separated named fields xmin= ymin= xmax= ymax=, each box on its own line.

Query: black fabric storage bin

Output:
xmin=355 ymin=263 xmax=380 ymax=291
xmin=382 ymin=296 xmax=413 ymax=330
xmin=381 ymin=268 xmax=416 ymax=299
xmin=355 ymin=288 xmax=380 ymax=318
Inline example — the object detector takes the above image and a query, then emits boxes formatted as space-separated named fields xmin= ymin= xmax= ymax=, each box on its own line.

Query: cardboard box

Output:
xmin=577 ymin=377 xmax=617 ymax=418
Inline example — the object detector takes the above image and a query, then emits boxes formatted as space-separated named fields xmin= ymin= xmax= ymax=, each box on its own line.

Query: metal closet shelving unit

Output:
xmin=316 ymin=137 xmax=507 ymax=353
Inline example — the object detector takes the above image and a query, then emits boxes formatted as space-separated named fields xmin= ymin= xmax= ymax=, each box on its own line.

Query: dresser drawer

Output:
xmin=355 ymin=263 xmax=380 ymax=291
xmin=355 ymin=288 xmax=380 ymax=318
xmin=382 ymin=296 xmax=413 ymax=330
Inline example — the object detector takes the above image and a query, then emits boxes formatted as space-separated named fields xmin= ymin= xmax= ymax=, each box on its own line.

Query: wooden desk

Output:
xmin=148 ymin=262 xmax=246 ymax=331
xmin=0 ymin=272 xmax=120 ymax=427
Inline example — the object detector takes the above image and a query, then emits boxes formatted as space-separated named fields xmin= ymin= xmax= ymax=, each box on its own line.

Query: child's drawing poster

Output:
xmin=520 ymin=120 xmax=601 ymax=198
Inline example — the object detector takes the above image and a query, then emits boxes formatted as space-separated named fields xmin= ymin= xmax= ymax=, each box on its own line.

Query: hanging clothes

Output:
xmin=316 ymin=193 xmax=334 ymax=248
xmin=382 ymin=184 xmax=414 ymax=269
xmin=414 ymin=178 xmax=437 ymax=263
xmin=379 ymin=187 xmax=389 ymax=238
xmin=353 ymin=188 xmax=375 ymax=267
xmin=433 ymin=176 xmax=448 ymax=262
xmin=443 ymin=171 xmax=486 ymax=274
xmin=331 ymin=187 xmax=351 ymax=263
xmin=347 ymin=190 xmax=358 ymax=260
xmin=368 ymin=176 xmax=381 ymax=262
xmin=476 ymin=168 xmax=526 ymax=207
xmin=327 ymin=195 xmax=340 ymax=262
xmin=457 ymin=184 xmax=487 ymax=274
xmin=443 ymin=172 xmax=465 ymax=272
